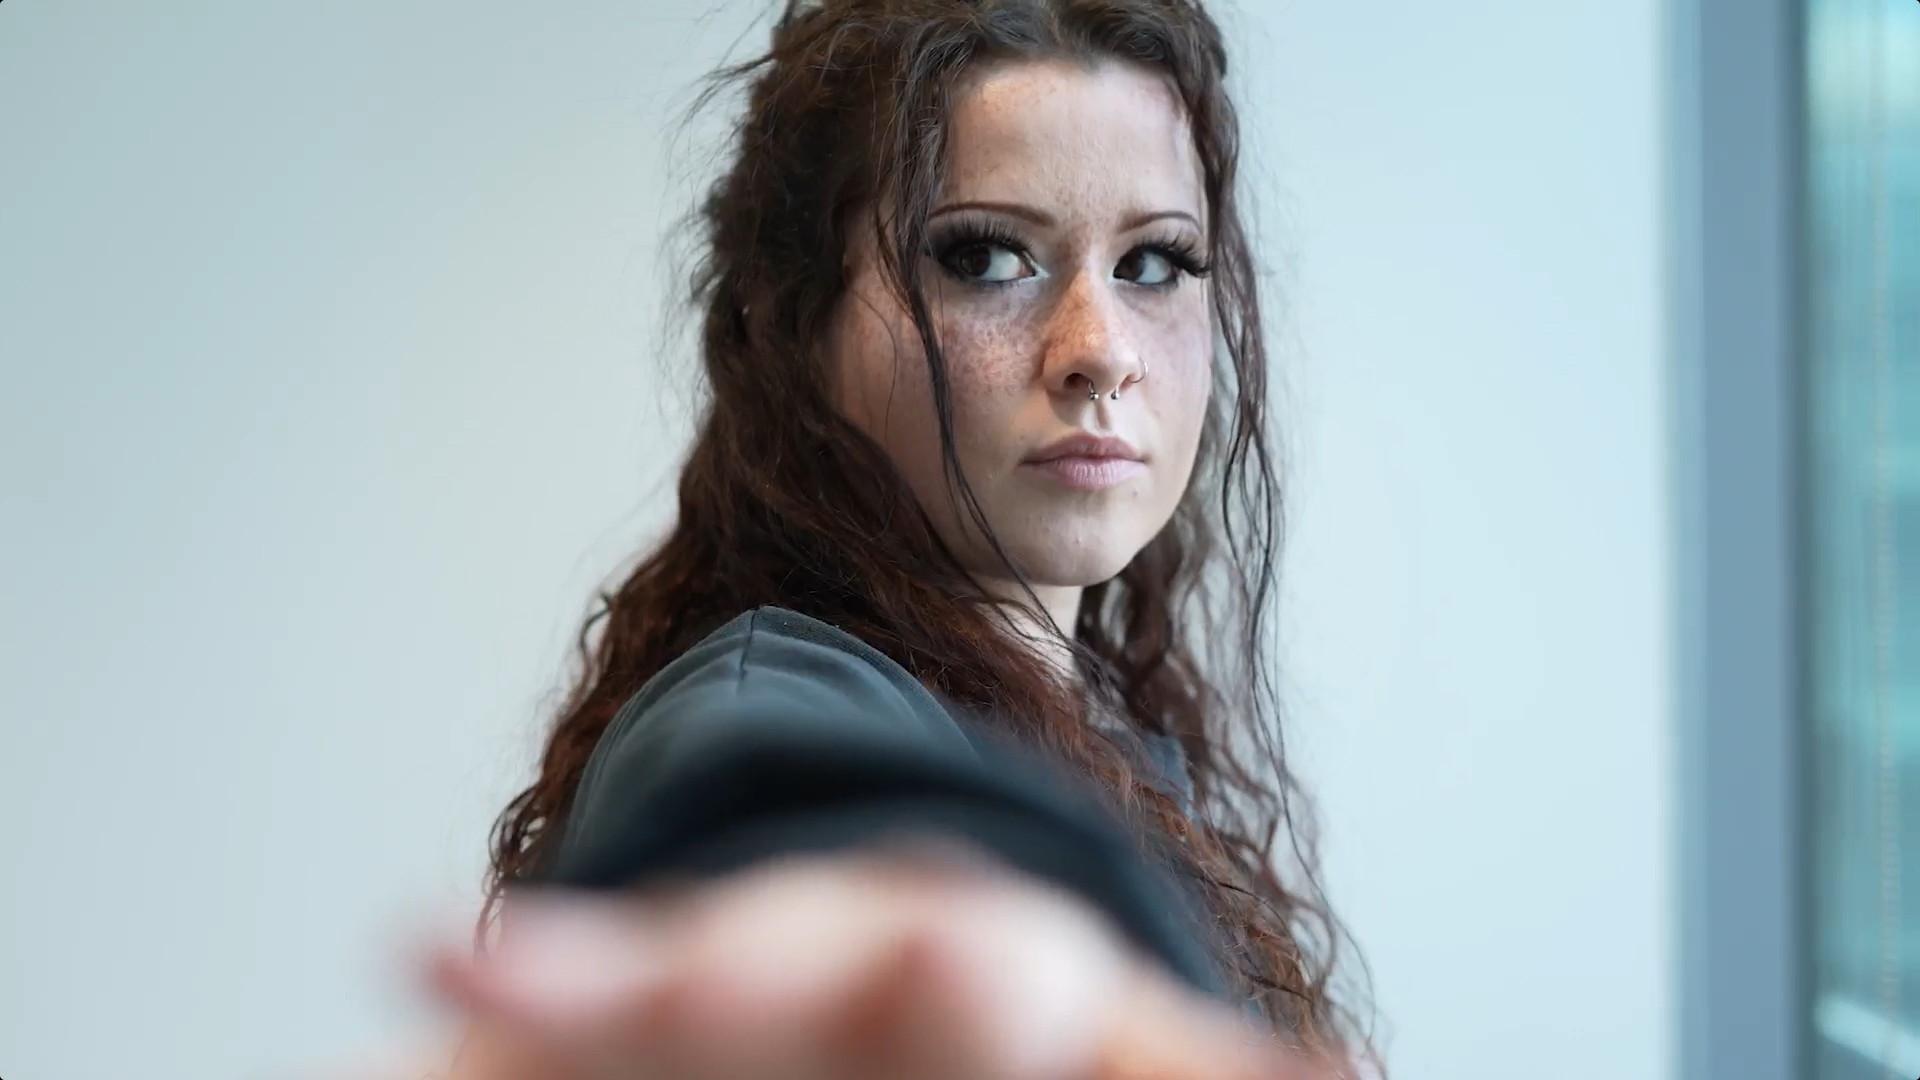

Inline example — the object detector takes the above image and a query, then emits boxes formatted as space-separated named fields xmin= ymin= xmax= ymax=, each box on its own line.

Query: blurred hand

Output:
xmin=420 ymin=846 xmax=1329 ymax=1080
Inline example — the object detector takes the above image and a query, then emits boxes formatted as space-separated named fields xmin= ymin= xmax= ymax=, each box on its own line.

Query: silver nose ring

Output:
xmin=1085 ymin=363 xmax=1146 ymax=401
xmin=1093 ymin=361 xmax=1148 ymax=401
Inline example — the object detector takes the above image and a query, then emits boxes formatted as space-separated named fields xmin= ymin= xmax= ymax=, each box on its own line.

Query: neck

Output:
xmin=980 ymin=579 xmax=1083 ymax=683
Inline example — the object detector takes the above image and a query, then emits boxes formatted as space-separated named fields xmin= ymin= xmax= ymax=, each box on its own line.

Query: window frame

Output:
xmin=1671 ymin=0 xmax=1811 ymax=1077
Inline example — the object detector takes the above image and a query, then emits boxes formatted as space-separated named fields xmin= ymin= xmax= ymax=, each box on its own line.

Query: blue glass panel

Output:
xmin=1806 ymin=2 xmax=1920 ymax=1077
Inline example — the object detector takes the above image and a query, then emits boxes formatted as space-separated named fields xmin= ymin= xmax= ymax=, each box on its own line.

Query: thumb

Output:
xmin=1095 ymin=969 xmax=1336 ymax=1080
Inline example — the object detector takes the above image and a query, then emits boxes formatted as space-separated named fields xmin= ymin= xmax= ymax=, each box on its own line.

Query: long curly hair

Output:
xmin=488 ymin=0 xmax=1372 ymax=1063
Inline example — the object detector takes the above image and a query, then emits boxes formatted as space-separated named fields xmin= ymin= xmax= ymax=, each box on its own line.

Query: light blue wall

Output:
xmin=0 ymin=3 xmax=1672 ymax=1078
xmin=1237 ymin=1 xmax=1671 ymax=1076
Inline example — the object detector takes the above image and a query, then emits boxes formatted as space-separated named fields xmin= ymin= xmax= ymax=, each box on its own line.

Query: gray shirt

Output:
xmin=538 ymin=605 xmax=1228 ymax=997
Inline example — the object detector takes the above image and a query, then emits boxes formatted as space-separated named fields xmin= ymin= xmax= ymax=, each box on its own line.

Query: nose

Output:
xmin=1040 ymin=269 xmax=1143 ymax=402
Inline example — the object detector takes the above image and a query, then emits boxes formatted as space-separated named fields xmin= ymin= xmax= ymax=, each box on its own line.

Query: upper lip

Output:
xmin=1024 ymin=433 xmax=1145 ymax=463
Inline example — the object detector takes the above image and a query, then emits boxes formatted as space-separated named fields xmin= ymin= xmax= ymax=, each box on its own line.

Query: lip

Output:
xmin=1021 ymin=432 xmax=1147 ymax=491
xmin=1023 ymin=433 xmax=1145 ymax=464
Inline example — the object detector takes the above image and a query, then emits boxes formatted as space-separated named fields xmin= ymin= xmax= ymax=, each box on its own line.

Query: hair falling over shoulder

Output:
xmin=487 ymin=0 xmax=1375 ymax=1066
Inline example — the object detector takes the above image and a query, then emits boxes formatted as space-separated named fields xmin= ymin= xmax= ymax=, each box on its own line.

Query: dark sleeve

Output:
xmin=531 ymin=609 xmax=1225 ymax=996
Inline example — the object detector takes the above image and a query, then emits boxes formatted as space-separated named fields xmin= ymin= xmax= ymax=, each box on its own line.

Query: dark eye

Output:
xmin=941 ymin=242 xmax=1033 ymax=284
xmin=1115 ymin=248 xmax=1179 ymax=286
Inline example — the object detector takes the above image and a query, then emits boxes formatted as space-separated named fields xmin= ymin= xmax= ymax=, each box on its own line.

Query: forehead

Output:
xmin=940 ymin=58 xmax=1204 ymax=223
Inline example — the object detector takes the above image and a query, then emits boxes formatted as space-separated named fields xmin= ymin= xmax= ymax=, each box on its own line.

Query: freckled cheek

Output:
xmin=1141 ymin=312 xmax=1214 ymax=425
xmin=932 ymin=312 xmax=1036 ymax=454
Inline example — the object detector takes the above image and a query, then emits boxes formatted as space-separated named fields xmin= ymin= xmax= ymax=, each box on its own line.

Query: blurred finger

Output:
xmin=431 ymin=856 xmax=1328 ymax=1080
xmin=433 ymin=860 xmax=939 ymax=1079
xmin=1092 ymin=967 xmax=1331 ymax=1080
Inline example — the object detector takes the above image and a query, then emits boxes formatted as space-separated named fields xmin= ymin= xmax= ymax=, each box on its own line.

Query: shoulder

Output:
xmin=543 ymin=608 xmax=1230 ymax=997
xmin=701 ymin=606 xmax=946 ymax=718
xmin=643 ymin=606 xmax=966 ymax=746
xmin=567 ymin=607 xmax=977 ymax=825
xmin=693 ymin=609 xmax=1195 ymax=811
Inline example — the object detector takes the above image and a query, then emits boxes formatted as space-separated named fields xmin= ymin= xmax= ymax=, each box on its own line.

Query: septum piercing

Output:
xmin=1087 ymin=360 xmax=1148 ymax=401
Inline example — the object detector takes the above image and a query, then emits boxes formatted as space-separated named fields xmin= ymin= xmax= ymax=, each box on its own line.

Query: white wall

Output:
xmin=1232 ymin=1 xmax=1674 ymax=1076
xmin=0 ymin=3 xmax=1670 ymax=1079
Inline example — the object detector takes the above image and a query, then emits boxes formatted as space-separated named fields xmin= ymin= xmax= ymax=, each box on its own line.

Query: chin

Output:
xmin=998 ymin=526 xmax=1148 ymax=588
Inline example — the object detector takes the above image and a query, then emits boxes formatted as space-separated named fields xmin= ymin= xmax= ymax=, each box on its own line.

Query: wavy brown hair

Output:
xmin=489 ymin=0 xmax=1371 ymax=1063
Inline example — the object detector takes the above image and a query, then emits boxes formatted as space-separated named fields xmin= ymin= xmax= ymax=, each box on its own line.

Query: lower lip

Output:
xmin=1021 ymin=456 xmax=1147 ymax=490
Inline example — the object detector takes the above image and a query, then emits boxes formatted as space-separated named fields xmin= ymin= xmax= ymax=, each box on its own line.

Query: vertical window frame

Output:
xmin=1671 ymin=0 xmax=1811 ymax=1077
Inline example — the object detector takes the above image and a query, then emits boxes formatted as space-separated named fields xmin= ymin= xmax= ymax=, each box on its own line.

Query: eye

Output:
xmin=1115 ymin=247 xmax=1178 ymax=286
xmin=1114 ymin=238 xmax=1211 ymax=289
xmin=941 ymin=241 xmax=1034 ymax=284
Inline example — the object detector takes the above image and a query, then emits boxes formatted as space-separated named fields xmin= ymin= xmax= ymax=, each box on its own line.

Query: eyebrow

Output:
xmin=929 ymin=200 xmax=1202 ymax=232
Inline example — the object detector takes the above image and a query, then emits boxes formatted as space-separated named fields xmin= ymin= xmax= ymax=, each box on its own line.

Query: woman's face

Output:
xmin=826 ymin=58 xmax=1213 ymax=622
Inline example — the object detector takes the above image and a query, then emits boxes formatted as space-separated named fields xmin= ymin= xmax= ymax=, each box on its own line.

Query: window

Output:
xmin=1806 ymin=2 xmax=1920 ymax=1076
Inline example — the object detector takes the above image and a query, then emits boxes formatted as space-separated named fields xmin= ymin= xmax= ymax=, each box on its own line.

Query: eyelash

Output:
xmin=927 ymin=219 xmax=1213 ymax=289
xmin=1133 ymin=231 xmax=1213 ymax=281
xmin=928 ymin=219 xmax=1030 ymax=280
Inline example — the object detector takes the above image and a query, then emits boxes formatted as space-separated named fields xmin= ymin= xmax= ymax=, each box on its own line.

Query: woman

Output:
xmin=423 ymin=1 xmax=1371 ymax=1076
